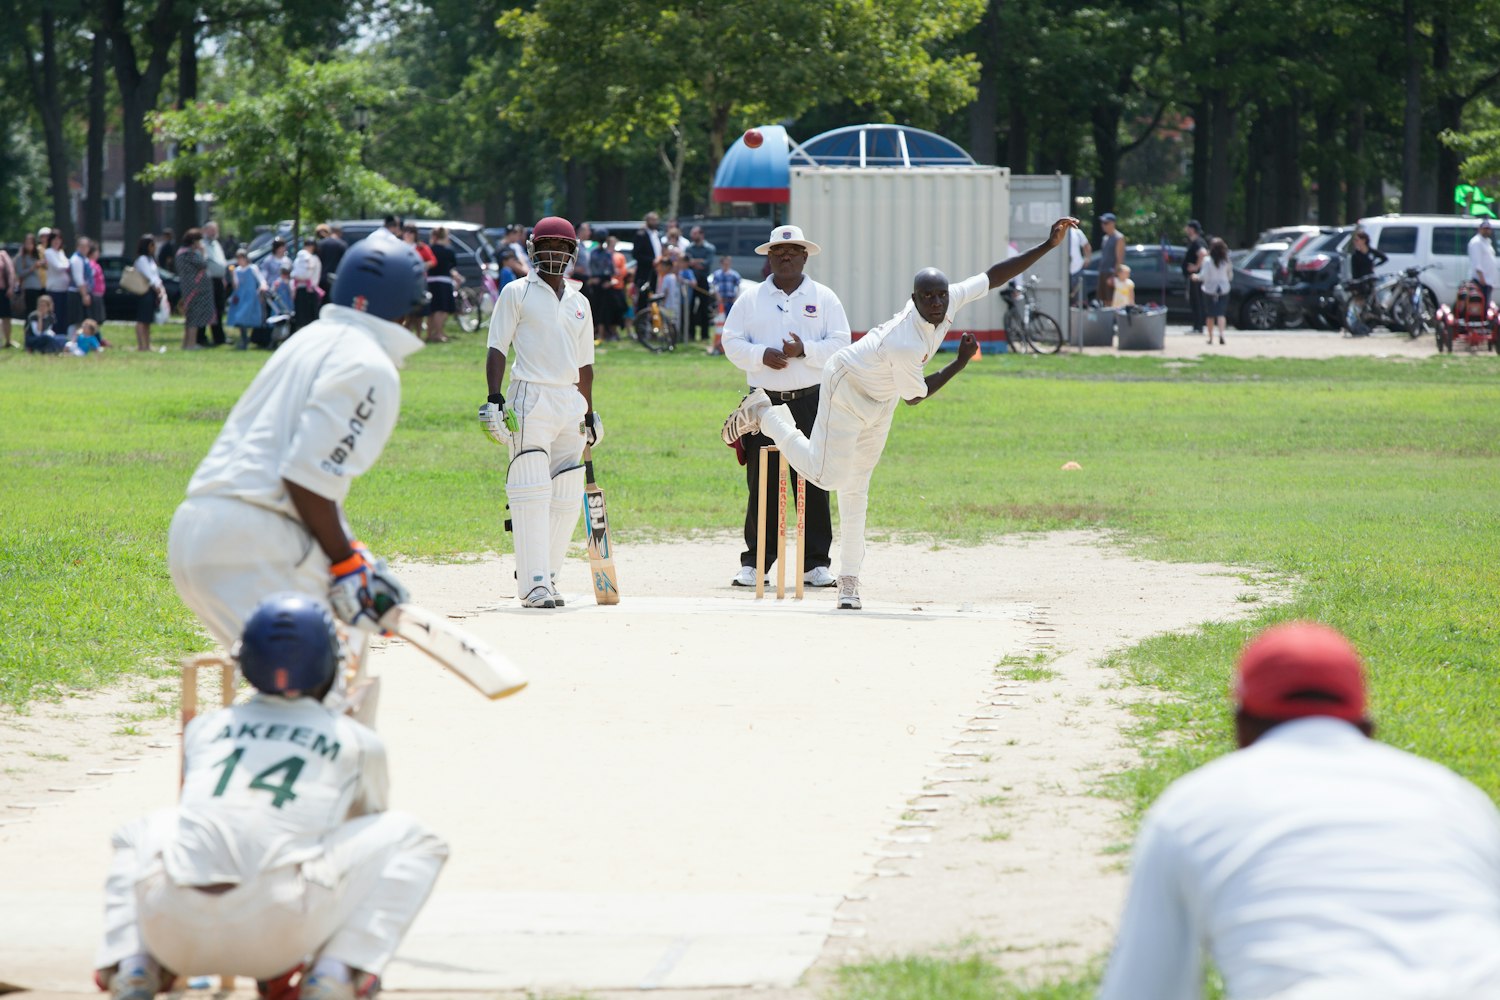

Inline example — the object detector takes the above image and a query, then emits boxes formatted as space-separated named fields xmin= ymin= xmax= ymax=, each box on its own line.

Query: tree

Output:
xmin=500 ymin=0 xmax=985 ymax=211
xmin=144 ymin=58 xmax=439 ymax=236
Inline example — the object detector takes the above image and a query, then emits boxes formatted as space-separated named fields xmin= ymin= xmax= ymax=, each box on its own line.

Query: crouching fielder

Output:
xmin=96 ymin=594 xmax=448 ymax=1000
xmin=722 ymin=218 xmax=1078 ymax=609
xmin=479 ymin=217 xmax=600 ymax=609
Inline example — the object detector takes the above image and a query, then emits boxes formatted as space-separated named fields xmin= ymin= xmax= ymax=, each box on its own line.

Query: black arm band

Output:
xmin=488 ymin=393 xmax=505 ymax=405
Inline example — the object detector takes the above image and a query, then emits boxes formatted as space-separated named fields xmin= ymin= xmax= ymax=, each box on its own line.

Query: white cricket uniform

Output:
xmin=97 ymin=695 xmax=447 ymax=980
xmin=168 ymin=305 xmax=423 ymax=646
xmin=486 ymin=272 xmax=594 ymax=596
xmin=761 ymin=273 xmax=990 ymax=578
xmin=1099 ymin=718 xmax=1500 ymax=1000
xmin=720 ymin=275 xmax=850 ymax=391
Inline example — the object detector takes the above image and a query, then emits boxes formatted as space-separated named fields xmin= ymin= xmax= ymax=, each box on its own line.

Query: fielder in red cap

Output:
xmin=1099 ymin=621 xmax=1500 ymax=1000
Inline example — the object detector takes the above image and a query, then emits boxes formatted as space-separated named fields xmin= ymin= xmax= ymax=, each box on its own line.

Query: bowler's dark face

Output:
xmin=911 ymin=270 xmax=950 ymax=325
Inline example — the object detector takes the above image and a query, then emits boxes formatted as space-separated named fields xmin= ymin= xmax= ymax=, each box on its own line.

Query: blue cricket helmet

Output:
xmin=237 ymin=593 xmax=341 ymax=697
xmin=330 ymin=229 xmax=429 ymax=321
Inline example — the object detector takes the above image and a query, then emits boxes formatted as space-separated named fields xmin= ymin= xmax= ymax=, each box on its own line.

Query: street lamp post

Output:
xmin=353 ymin=105 xmax=370 ymax=219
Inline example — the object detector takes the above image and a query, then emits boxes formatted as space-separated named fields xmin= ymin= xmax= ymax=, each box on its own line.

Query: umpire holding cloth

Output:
xmin=721 ymin=225 xmax=848 ymax=588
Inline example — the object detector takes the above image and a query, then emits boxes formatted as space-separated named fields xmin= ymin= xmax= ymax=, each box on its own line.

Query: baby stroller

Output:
xmin=1434 ymin=281 xmax=1498 ymax=353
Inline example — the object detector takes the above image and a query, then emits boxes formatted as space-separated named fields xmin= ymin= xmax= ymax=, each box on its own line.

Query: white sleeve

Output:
xmin=1097 ymin=810 xmax=1203 ymax=1000
xmin=279 ymin=355 xmax=402 ymax=503
xmin=310 ymin=256 xmax=322 ymax=287
xmin=720 ymin=289 xmax=763 ymax=373
xmin=802 ymin=291 xmax=852 ymax=368
xmin=947 ymin=274 xmax=992 ymax=320
xmin=575 ymin=296 xmax=595 ymax=370
xmin=486 ymin=280 xmax=523 ymax=356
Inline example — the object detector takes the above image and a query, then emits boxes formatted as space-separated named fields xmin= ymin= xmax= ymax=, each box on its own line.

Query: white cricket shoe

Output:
xmin=549 ymin=573 xmax=565 ymax=607
xmin=520 ymin=585 xmax=556 ymax=609
xmin=803 ymin=566 xmax=837 ymax=588
xmin=721 ymin=388 xmax=771 ymax=445
xmin=731 ymin=565 xmax=760 ymax=587
xmin=107 ymin=964 xmax=162 ymax=1000
xmin=836 ymin=575 xmax=862 ymax=610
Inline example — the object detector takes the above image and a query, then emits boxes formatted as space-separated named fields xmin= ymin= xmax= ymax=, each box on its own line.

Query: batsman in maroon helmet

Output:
xmin=478 ymin=218 xmax=600 ymax=608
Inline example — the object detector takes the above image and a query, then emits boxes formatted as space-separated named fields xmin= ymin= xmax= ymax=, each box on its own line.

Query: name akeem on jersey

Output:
xmin=322 ymin=386 xmax=378 ymax=474
xmin=209 ymin=720 xmax=342 ymax=759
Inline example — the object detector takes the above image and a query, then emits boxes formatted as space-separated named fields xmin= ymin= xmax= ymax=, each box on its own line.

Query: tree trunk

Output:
xmin=85 ymin=31 xmax=107 ymax=242
xmin=706 ymin=104 xmax=730 ymax=217
xmin=1273 ymin=101 xmax=1303 ymax=225
xmin=1206 ymin=87 xmax=1233 ymax=238
xmin=659 ymin=127 xmax=686 ymax=222
xmin=1190 ymin=97 xmax=1209 ymax=222
xmin=1401 ymin=0 xmax=1421 ymax=212
xmin=564 ymin=159 xmax=588 ymax=223
xmin=1090 ymin=102 xmax=1121 ymax=231
xmin=1345 ymin=103 xmax=1366 ymax=222
xmin=103 ymin=0 xmax=180 ymax=251
xmin=596 ymin=162 xmax=629 ymax=219
xmin=1315 ymin=107 xmax=1339 ymax=225
xmin=1006 ymin=92 xmax=1029 ymax=173
xmin=28 ymin=8 xmax=75 ymax=245
xmin=1432 ymin=14 xmax=1461 ymax=212
xmin=174 ymin=17 xmax=199 ymax=234
xmin=966 ymin=1 xmax=999 ymax=166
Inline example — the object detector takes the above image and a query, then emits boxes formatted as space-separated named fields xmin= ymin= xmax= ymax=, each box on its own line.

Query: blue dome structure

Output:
xmin=713 ymin=123 xmax=977 ymax=203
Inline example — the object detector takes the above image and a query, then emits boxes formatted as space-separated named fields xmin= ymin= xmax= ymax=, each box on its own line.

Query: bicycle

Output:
xmin=454 ymin=269 xmax=495 ymax=334
xmin=1000 ymin=274 xmax=1063 ymax=354
xmin=634 ymin=294 xmax=678 ymax=353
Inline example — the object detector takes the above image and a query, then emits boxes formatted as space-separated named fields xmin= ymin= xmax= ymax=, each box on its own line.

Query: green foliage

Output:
xmin=1442 ymin=98 xmax=1500 ymax=187
xmin=142 ymin=58 xmax=439 ymax=234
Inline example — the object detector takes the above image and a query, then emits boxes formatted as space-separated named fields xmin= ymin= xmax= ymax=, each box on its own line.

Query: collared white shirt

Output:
xmin=721 ymin=274 xmax=850 ymax=391
xmin=291 ymin=248 xmax=322 ymax=287
xmin=1469 ymin=232 xmax=1499 ymax=288
xmin=834 ymin=274 xmax=989 ymax=402
xmin=185 ymin=304 xmax=423 ymax=517
xmin=204 ymin=238 xmax=228 ymax=279
xmin=1099 ymin=717 xmax=1500 ymax=1000
xmin=486 ymin=271 xmax=594 ymax=387
xmin=169 ymin=695 xmax=387 ymax=884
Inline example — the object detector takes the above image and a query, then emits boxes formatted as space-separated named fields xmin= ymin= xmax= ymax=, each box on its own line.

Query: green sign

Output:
xmin=1454 ymin=184 xmax=1498 ymax=218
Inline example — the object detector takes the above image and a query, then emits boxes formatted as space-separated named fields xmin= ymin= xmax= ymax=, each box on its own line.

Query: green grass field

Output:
xmin=4 ymin=326 xmax=1498 ymax=996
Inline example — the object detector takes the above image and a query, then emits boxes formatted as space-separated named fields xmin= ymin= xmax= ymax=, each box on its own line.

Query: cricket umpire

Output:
xmin=721 ymin=224 xmax=848 ymax=588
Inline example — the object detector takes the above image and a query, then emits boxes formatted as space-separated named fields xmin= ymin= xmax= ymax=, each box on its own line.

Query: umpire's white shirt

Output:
xmin=185 ymin=305 xmax=423 ymax=515
xmin=1099 ymin=718 xmax=1500 ymax=1000
xmin=487 ymin=271 xmax=594 ymax=386
xmin=721 ymin=275 xmax=850 ymax=391
xmin=835 ymin=274 xmax=989 ymax=402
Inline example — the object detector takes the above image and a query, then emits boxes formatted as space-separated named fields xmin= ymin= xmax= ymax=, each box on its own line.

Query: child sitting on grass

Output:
xmin=72 ymin=318 xmax=103 ymax=355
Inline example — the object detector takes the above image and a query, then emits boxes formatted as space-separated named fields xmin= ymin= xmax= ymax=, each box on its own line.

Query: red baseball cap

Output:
xmin=1233 ymin=622 xmax=1367 ymax=723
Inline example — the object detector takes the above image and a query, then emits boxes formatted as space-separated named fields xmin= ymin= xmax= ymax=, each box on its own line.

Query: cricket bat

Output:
xmin=379 ymin=603 xmax=528 ymax=700
xmin=583 ymin=445 xmax=620 ymax=604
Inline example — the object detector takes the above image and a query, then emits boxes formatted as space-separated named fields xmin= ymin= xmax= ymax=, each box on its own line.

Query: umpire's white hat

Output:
xmin=756 ymin=224 xmax=821 ymax=257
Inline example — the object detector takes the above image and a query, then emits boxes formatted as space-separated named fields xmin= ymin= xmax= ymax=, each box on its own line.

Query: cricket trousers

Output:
xmin=505 ymin=379 xmax=587 ymax=596
xmin=98 ymin=808 xmax=447 ymax=980
xmin=740 ymin=386 xmax=833 ymax=572
xmin=759 ymin=359 xmax=895 ymax=579
xmin=168 ymin=496 xmax=331 ymax=649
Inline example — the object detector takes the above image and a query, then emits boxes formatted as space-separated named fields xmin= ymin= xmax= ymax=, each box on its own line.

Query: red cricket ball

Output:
xmin=743 ymin=129 xmax=764 ymax=149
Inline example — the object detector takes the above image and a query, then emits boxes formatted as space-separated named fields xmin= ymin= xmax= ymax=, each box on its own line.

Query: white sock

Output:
xmin=310 ymin=957 xmax=351 ymax=983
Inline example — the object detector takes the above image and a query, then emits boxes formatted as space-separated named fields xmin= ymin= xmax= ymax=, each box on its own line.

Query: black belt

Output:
xmin=764 ymin=386 xmax=817 ymax=402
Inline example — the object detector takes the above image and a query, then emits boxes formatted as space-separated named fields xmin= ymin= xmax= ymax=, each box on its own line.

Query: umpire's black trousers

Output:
xmin=740 ymin=386 xmax=832 ymax=572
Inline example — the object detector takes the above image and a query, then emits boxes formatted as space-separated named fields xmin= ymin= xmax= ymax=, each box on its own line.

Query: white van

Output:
xmin=1356 ymin=214 xmax=1499 ymax=308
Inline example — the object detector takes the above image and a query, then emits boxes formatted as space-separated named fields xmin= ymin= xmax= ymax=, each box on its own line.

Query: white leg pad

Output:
xmin=548 ymin=464 xmax=586 ymax=587
xmin=506 ymin=449 xmax=552 ymax=598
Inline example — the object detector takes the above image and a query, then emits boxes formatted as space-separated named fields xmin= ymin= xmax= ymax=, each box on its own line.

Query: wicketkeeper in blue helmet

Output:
xmin=167 ymin=229 xmax=430 ymax=712
xmin=96 ymin=593 xmax=448 ymax=1000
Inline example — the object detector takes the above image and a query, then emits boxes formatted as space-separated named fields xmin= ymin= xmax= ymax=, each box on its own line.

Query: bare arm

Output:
xmin=284 ymin=479 xmax=355 ymax=564
xmin=986 ymin=218 xmax=1079 ymax=289
xmin=577 ymin=363 xmax=594 ymax=411
xmin=905 ymin=334 xmax=979 ymax=406
xmin=486 ymin=347 xmax=507 ymax=396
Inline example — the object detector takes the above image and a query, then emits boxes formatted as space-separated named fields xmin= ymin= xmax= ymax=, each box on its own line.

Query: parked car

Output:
xmin=1355 ymin=214 xmax=1499 ymax=311
xmin=1255 ymin=224 xmax=1322 ymax=248
xmin=1277 ymin=227 xmax=1352 ymax=329
xmin=1235 ymin=241 xmax=1291 ymax=282
xmin=1081 ymin=244 xmax=1286 ymax=329
xmin=98 ymin=255 xmax=181 ymax=321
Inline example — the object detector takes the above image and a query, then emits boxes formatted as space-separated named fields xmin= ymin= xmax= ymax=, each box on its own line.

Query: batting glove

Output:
xmin=329 ymin=543 xmax=410 ymax=634
xmin=479 ymin=393 xmax=517 ymax=447
xmin=584 ymin=411 xmax=604 ymax=448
